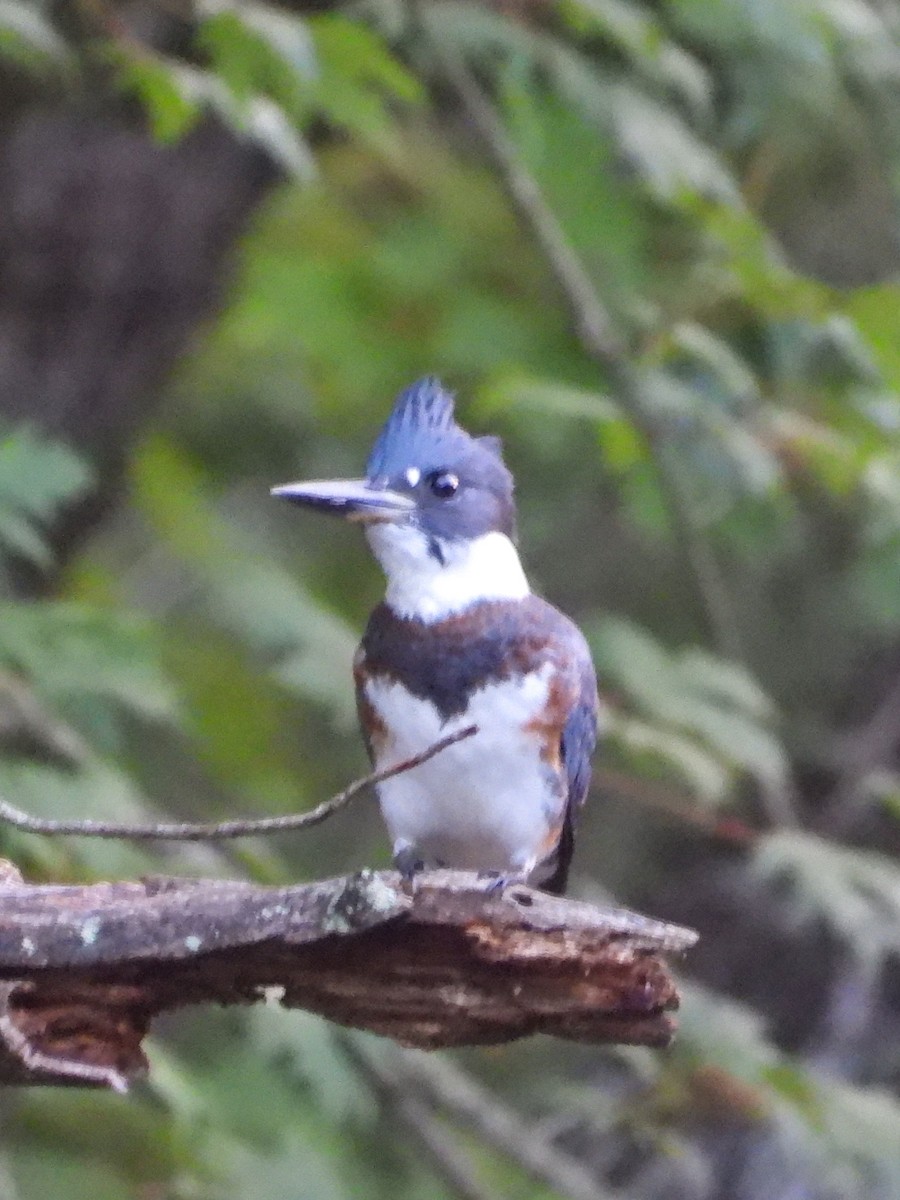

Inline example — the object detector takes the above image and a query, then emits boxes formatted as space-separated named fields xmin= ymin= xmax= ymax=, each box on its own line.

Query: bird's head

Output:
xmin=273 ymin=377 xmax=514 ymax=540
xmin=272 ymin=379 xmax=526 ymax=619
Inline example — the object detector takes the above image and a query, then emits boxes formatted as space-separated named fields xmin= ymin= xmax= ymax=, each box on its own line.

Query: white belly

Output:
xmin=365 ymin=666 xmax=562 ymax=872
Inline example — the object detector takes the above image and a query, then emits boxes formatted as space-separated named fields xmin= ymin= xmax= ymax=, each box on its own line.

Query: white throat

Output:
xmin=365 ymin=526 xmax=530 ymax=622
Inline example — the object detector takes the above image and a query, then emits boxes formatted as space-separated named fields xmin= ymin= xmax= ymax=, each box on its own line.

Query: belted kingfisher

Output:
xmin=272 ymin=377 xmax=598 ymax=894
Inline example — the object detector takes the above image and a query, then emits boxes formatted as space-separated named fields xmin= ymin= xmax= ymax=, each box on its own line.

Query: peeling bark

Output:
xmin=0 ymin=865 xmax=697 ymax=1089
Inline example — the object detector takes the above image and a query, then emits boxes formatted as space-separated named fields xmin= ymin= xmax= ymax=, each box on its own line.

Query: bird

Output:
xmin=272 ymin=377 xmax=598 ymax=895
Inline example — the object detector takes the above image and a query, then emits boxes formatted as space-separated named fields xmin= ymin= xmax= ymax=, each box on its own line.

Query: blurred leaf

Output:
xmin=214 ymin=1131 xmax=347 ymax=1200
xmin=0 ymin=755 xmax=211 ymax=879
xmin=676 ymin=981 xmax=900 ymax=1193
xmin=242 ymin=95 xmax=317 ymax=177
xmin=592 ymin=616 xmax=787 ymax=802
xmin=131 ymin=437 xmax=358 ymax=727
xmin=306 ymin=14 xmax=422 ymax=148
xmin=248 ymin=1009 xmax=377 ymax=1125
xmin=561 ymin=0 xmax=713 ymax=118
xmin=668 ymin=322 xmax=760 ymax=403
xmin=198 ymin=2 xmax=315 ymax=106
xmin=847 ymin=283 xmax=900 ymax=390
xmin=0 ymin=0 xmax=68 ymax=69
xmin=116 ymin=52 xmax=315 ymax=176
xmin=0 ymin=603 xmax=180 ymax=730
xmin=611 ymin=711 xmax=731 ymax=801
xmin=754 ymin=831 xmax=900 ymax=966
xmin=607 ymin=82 xmax=740 ymax=204
xmin=870 ymin=770 xmax=900 ymax=822
xmin=482 ymin=373 xmax=620 ymax=422
xmin=115 ymin=53 xmax=203 ymax=142
xmin=678 ymin=649 xmax=774 ymax=721
xmin=0 ymin=430 xmax=92 ymax=570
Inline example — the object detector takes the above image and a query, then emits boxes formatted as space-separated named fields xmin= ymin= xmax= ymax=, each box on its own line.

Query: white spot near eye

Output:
xmin=404 ymin=467 xmax=421 ymax=487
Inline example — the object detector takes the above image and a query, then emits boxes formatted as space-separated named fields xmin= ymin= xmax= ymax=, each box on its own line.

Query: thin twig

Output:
xmin=0 ymin=726 xmax=477 ymax=840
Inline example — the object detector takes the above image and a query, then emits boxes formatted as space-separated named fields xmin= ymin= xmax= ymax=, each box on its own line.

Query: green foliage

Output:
xmin=0 ymin=0 xmax=68 ymax=71
xmin=307 ymin=14 xmax=424 ymax=146
xmin=114 ymin=54 xmax=202 ymax=143
xmin=0 ymin=602 xmax=179 ymax=729
xmin=673 ymin=983 xmax=900 ymax=1197
xmin=114 ymin=5 xmax=420 ymax=172
xmin=198 ymin=3 xmax=315 ymax=109
xmin=3 ymin=1 xmax=900 ymax=1198
xmin=591 ymin=615 xmax=786 ymax=802
xmin=754 ymin=831 xmax=900 ymax=967
xmin=131 ymin=436 xmax=358 ymax=729
xmin=0 ymin=430 xmax=92 ymax=568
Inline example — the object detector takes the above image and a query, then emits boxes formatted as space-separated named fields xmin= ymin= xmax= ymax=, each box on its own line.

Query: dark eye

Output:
xmin=428 ymin=471 xmax=459 ymax=499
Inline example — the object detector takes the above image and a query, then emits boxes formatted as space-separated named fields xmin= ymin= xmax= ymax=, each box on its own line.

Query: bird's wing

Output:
xmin=562 ymin=651 xmax=599 ymax=815
xmin=352 ymin=642 xmax=378 ymax=767
xmin=540 ymin=638 xmax=599 ymax=896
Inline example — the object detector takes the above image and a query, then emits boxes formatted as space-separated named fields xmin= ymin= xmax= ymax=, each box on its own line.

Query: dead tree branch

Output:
xmin=0 ymin=865 xmax=696 ymax=1089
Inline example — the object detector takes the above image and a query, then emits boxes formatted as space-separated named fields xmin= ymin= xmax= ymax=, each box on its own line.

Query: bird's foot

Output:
xmin=393 ymin=845 xmax=425 ymax=892
xmin=477 ymin=869 xmax=530 ymax=897
xmin=477 ymin=869 xmax=505 ymax=894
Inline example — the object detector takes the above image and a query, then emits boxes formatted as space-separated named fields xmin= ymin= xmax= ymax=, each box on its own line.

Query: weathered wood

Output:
xmin=0 ymin=865 xmax=697 ymax=1089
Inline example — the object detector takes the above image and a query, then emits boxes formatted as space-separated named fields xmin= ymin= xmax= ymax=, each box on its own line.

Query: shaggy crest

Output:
xmin=367 ymin=377 xmax=468 ymax=480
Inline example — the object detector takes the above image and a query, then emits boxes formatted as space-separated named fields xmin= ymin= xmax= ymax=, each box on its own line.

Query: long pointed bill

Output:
xmin=270 ymin=478 xmax=415 ymax=523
